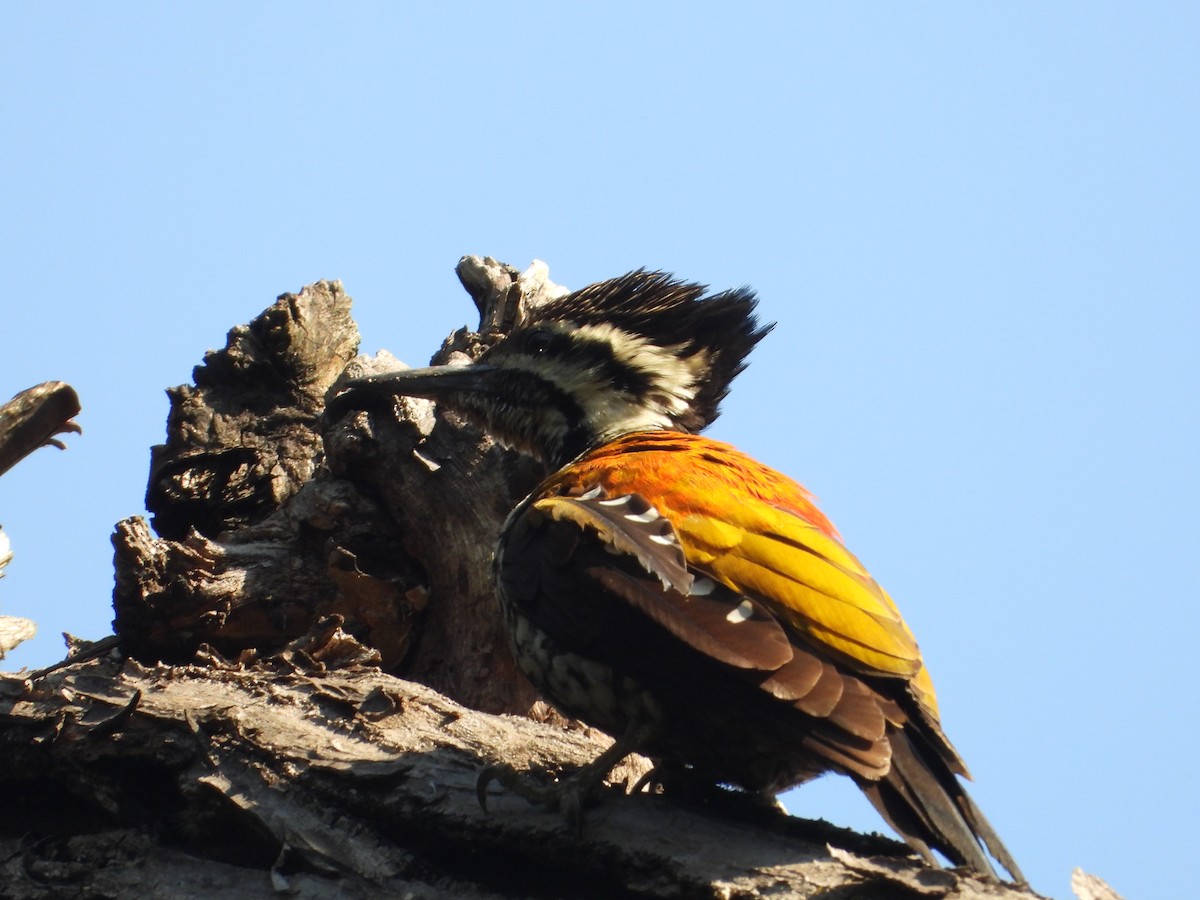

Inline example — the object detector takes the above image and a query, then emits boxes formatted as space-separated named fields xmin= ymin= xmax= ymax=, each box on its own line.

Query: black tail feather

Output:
xmin=954 ymin=784 xmax=1026 ymax=885
xmin=860 ymin=728 xmax=1025 ymax=883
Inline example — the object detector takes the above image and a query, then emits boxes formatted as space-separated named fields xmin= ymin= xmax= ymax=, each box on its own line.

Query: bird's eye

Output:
xmin=525 ymin=328 xmax=553 ymax=354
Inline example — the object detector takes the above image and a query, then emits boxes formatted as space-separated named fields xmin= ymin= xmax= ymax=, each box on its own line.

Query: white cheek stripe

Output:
xmin=491 ymin=320 xmax=711 ymax=441
xmin=571 ymin=322 xmax=708 ymax=414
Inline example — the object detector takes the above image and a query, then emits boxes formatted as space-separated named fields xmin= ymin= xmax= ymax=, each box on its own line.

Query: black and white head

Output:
xmin=339 ymin=270 xmax=772 ymax=469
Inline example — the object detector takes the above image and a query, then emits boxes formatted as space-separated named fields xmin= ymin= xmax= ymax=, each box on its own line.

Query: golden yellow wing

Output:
xmin=547 ymin=431 xmax=941 ymax=720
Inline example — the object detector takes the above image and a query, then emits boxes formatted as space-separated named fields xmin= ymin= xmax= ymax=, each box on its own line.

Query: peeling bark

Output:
xmin=1 ymin=649 xmax=1041 ymax=899
xmin=113 ymin=266 xmax=546 ymax=713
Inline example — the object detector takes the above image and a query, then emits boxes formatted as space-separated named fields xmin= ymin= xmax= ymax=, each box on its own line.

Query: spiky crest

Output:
xmin=470 ymin=270 xmax=772 ymax=466
xmin=528 ymin=270 xmax=770 ymax=433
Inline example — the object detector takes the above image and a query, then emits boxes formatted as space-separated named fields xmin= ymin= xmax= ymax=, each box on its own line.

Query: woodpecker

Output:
xmin=337 ymin=270 xmax=1024 ymax=881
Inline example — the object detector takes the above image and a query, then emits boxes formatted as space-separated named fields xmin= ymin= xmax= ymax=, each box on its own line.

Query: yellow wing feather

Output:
xmin=545 ymin=431 xmax=942 ymax=717
xmin=676 ymin=509 xmax=921 ymax=677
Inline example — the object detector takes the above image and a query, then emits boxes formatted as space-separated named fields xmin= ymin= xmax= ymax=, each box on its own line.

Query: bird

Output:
xmin=334 ymin=270 xmax=1024 ymax=882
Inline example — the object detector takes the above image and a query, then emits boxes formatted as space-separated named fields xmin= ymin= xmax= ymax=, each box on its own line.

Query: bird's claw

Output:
xmin=476 ymin=763 xmax=597 ymax=836
xmin=476 ymin=720 xmax=654 ymax=834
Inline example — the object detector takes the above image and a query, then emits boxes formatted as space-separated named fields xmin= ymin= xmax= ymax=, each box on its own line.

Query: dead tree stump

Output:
xmin=1 ymin=259 xmax=1051 ymax=899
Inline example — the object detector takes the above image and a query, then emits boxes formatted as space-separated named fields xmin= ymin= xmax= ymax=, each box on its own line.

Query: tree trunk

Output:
xmin=1 ymin=259 xmax=1050 ymax=899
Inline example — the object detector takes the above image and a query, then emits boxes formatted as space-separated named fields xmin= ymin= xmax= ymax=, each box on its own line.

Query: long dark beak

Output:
xmin=328 ymin=364 xmax=500 ymax=419
xmin=346 ymin=365 xmax=500 ymax=399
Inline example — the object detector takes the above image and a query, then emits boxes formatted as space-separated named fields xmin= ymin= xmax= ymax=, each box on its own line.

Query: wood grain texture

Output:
xmin=0 ymin=650 xmax=1043 ymax=899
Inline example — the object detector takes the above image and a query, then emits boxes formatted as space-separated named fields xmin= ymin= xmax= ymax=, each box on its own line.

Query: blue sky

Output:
xmin=2 ymin=5 xmax=1196 ymax=897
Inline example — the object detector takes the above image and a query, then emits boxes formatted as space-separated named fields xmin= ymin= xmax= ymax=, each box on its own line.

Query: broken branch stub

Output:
xmin=113 ymin=266 xmax=562 ymax=714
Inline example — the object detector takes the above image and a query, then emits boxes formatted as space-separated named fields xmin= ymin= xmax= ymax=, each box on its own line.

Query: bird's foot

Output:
xmin=476 ymin=719 xmax=655 ymax=834
xmin=476 ymin=762 xmax=599 ymax=834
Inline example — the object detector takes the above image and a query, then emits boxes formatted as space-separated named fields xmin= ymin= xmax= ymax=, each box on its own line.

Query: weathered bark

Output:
xmin=2 ymin=260 xmax=1057 ymax=898
xmin=113 ymin=264 xmax=547 ymax=713
xmin=116 ymin=281 xmax=390 ymax=668
xmin=0 ymin=381 xmax=82 ymax=659
xmin=1 ymin=646 xmax=1041 ymax=899
xmin=0 ymin=381 xmax=81 ymax=479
